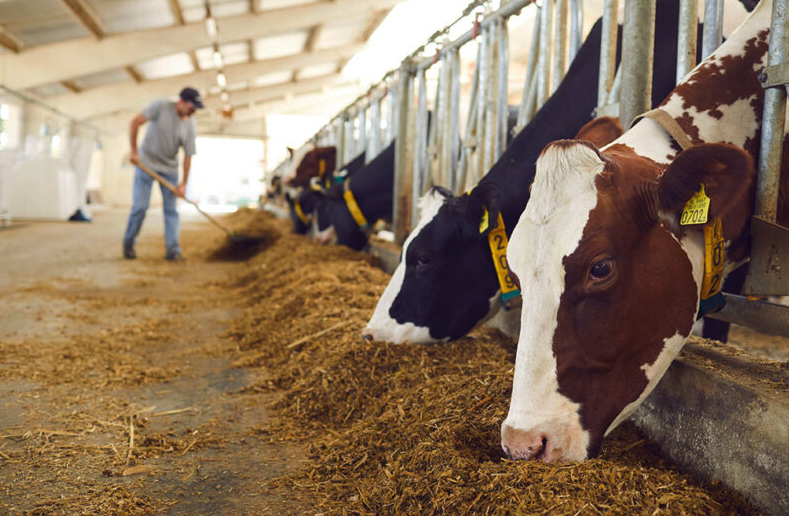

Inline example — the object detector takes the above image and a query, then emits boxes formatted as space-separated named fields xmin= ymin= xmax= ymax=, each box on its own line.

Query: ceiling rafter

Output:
xmin=5 ymin=0 xmax=400 ymax=92
xmin=0 ymin=24 xmax=22 ymax=53
xmin=166 ymin=0 xmax=201 ymax=71
xmin=125 ymin=66 xmax=144 ymax=83
xmin=293 ymin=25 xmax=323 ymax=82
xmin=60 ymin=80 xmax=82 ymax=93
xmin=56 ymin=43 xmax=364 ymax=119
xmin=60 ymin=0 xmax=107 ymax=39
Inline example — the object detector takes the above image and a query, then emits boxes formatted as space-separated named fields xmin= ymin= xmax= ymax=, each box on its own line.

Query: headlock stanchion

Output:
xmin=743 ymin=0 xmax=789 ymax=297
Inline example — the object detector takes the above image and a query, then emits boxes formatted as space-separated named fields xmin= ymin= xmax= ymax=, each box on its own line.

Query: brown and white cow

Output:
xmin=501 ymin=0 xmax=788 ymax=462
xmin=284 ymin=146 xmax=335 ymax=188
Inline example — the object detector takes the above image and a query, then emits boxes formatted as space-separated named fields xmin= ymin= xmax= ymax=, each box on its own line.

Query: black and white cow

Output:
xmin=285 ymin=151 xmax=367 ymax=235
xmin=363 ymin=0 xmax=749 ymax=344
xmin=314 ymin=141 xmax=396 ymax=250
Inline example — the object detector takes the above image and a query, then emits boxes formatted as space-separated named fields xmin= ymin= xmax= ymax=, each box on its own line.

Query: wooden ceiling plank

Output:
xmin=125 ymin=66 xmax=144 ymax=83
xmin=167 ymin=0 xmax=186 ymax=25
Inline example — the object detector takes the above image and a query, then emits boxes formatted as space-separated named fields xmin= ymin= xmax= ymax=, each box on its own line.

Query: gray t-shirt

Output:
xmin=140 ymin=99 xmax=197 ymax=175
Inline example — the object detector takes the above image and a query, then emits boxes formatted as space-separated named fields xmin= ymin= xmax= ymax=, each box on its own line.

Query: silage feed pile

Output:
xmin=220 ymin=211 xmax=758 ymax=516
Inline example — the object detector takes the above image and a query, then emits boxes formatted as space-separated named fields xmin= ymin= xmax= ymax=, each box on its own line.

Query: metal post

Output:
xmin=449 ymin=47 xmax=461 ymax=193
xmin=597 ymin=0 xmax=619 ymax=108
xmin=393 ymin=63 xmax=415 ymax=243
xmin=516 ymin=6 xmax=541 ymax=133
xmin=553 ymin=0 xmax=569 ymax=93
xmin=439 ymin=53 xmax=453 ymax=188
xmin=357 ymin=106 xmax=367 ymax=160
xmin=619 ymin=0 xmax=656 ymax=129
xmin=702 ymin=0 xmax=724 ymax=59
xmin=569 ymin=0 xmax=583 ymax=62
xmin=367 ymin=95 xmax=382 ymax=163
xmin=536 ymin=0 xmax=554 ymax=108
xmin=496 ymin=16 xmax=509 ymax=161
xmin=458 ymin=41 xmax=483 ymax=193
xmin=412 ymin=68 xmax=429 ymax=225
xmin=755 ymin=2 xmax=789 ymax=223
xmin=386 ymin=83 xmax=397 ymax=145
xmin=676 ymin=0 xmax=699 ymax=84
xmin=482 ymin=22 xmax=497 ymax=178
xmin=335 ymin=116 xmax=346 ymax=170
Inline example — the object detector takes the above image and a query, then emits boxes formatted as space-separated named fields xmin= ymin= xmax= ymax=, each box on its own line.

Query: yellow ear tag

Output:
xmin=479 ymin=207 xmax=490 ymax=233
xmin=680 ymin=184 xmax=710 ymax=225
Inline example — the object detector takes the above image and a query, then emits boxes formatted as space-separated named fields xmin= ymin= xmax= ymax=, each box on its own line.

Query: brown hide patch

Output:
xmin=575 ymin=117 xmax=624 ymax=148
xmin=287 ymin=146 xmax=337 ymax=188
xmin=664 ymin=30 xmax=770 ymax=157
xmin=552 ymin=152 xmax=697 ymax=455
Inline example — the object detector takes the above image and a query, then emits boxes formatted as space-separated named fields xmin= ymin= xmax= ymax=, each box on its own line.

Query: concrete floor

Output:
xmin=0 ymin=208 xmax=308 ymax=515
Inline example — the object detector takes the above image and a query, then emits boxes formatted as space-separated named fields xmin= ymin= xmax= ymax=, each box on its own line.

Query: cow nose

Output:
xmin=360 ymin=329 xmax=375 ymax=342
xmin=501 ymin=424 xmax=550 ymax=462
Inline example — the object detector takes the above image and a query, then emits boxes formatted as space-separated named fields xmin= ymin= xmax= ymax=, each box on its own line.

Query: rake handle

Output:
xmin=135 ymin=161 xmax=234 ymax=237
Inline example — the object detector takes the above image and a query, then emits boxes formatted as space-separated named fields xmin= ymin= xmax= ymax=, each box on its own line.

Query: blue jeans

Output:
xmin=123 ymin=167 xmax=180 ymax=254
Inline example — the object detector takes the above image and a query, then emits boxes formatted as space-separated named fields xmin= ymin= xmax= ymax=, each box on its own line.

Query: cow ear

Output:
xmin=574 ymin=116 xmax=624 ymax=148
xmin=287 ymin=147 xmax=295 ymax=158
xmin=468 ymin=181 xmax=502 ymax=235
xmin=657 ymin=143 xmax=755 ymax=238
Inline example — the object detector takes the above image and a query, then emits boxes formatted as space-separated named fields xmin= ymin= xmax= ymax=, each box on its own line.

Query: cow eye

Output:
xmin=415 ymin=254 xmax=432 ymax=269
xmin=589 ymin=258 xmax=614 ymax=282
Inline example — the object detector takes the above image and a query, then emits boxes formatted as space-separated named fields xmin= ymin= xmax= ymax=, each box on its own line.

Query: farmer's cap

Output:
xmin=179 ymin=87 xmax=204 ymax=109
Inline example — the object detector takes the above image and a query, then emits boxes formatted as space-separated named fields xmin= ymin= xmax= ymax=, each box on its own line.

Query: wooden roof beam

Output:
xmin=0 ymin=25 xmax=22 ymax=53
xmin=3 ymin=0 xmax=400 ymax=91
xmin=60 ymin=0 xmax=107 ymax=39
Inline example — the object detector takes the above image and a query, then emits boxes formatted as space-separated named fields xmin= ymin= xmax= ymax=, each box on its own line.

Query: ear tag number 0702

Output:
xmin=680 ymin=184 xmax=710 ymax=225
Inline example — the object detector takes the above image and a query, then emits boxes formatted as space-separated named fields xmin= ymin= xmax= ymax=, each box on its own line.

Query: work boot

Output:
xmin=165 ymin=250 xmax=184 ymax=262
xmin=123 ymin=245 xmax=136 ymax=260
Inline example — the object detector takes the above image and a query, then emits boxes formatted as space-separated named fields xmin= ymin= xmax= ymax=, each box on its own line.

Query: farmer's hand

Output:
xmin=175 ymin=183 xmax=186 ymax=198
xmin=130 ymin=151 xmax=141 ymax=166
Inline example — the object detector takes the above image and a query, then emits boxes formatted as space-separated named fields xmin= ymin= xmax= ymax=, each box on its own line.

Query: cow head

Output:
xmin=501 ymin=139 xmax=755 ymax=462
xmin=364 ymin=183 xmax=504 ymax=343
xmin=286 ymin=146 xmax=336 ymax=188
xmin=309 ymin=184 xmax=368 ymax=250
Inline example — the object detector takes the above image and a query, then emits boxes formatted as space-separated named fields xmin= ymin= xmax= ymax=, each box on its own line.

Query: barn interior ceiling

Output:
xmin=0 ymin=0 xmax=404 ymax=135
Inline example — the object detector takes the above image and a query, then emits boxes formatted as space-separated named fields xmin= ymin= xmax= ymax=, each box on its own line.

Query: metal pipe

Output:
xmin=754 ymin=0 xmax=789 ymax=222
xmin=707 ymin=294 xmax=789 ymax=338
xmin=569 ymin=0 xmax=583 ymax=62
xmin=606 ymin=65 xmax=623 ymax=106
xmin=702 ymin=0 xmax=724 ymax=59
xmin=676 ymin=0 xmax=699 ymax=84
xmin=619 ymin=0 xmax=656 ymax=129
xmin=357 ymin=107 xmax=367 ymax=160
xmin=516 ymin=6 xmax=542 ymax=133
xmin=496 ymin=17 xmax=510 ymax=161
xmin=414 ymin=0 xmax=533 ymax=71
xmin=394 ymin=63 xmax=415 ymax=241
xmin=440 ymin=53 xmax=454 ymax=188
xmin=553 ymin=0 xmax=569 ymax=93
xmin=482 ymin=22 xmax=497 ymax=178
xmin=412 ymin=68 xmax=429 ymax=224
xmin=458 ymin=41 xmax=483 ymax=192
xmin=449 ymin=47 xmax=461 ymax=193
xmin=386 ymin=83 xmax=397 ymax=145
xmin=367 ymin=97 xmax=381 ymax=163
xmin=597 ymin=0 xmax=619 ymax=108
xmin=536 ymin=0 xmax=554 ymax=108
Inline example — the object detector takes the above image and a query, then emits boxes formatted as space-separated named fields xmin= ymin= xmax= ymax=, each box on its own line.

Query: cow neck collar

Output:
xmin=293 ymin=199 xmax=311 ymax=224
xmin=632 ymin=108 xmax=694 ymax=151
xmin=343 ymin=178 xmax=370 ymax=230
xmin=479 ymin=206 xmax=521 ymax=310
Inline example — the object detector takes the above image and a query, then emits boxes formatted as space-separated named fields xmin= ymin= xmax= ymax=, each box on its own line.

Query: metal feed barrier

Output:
xmin=269 ymin=0 xmax=789 ymax=337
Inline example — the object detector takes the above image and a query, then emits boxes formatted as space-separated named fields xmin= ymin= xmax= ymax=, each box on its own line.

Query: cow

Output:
xmin=500 ymin=0 xmax=787 ymax=463
xmin=313 ymin=141 xmax=396 ymax=250
xmin=284 ymin=151 xmax=367 ymax=235
xmin=362 ymin=0 xmax=740 ymax=344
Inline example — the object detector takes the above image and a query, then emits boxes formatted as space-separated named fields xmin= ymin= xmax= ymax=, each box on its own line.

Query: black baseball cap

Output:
xmin=179 ymin=87 xmax=204 ymax=109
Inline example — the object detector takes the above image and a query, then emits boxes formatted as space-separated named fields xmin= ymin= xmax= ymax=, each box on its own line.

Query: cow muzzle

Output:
xmin=500 ymin=417 xmax=589 ymax=463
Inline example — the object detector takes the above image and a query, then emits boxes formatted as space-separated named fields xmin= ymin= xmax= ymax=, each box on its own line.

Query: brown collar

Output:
xmin=632 ymin=108 xmax=694 ymax=151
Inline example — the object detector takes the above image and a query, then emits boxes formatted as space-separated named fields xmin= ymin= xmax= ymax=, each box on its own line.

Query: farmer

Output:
xmin=122 ymin=87 xmax=203 ymax=261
